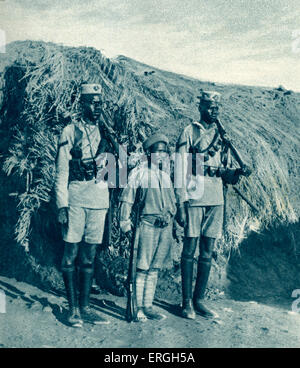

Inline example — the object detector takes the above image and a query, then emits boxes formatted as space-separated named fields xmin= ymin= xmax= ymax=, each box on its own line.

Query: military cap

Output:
xmin=197 ymin=90 xmax=221 ymax=104
xmin=143 ymin=133 xmax=169 ymax=151
xmin=80 ymin=83 xmax=102 ymax=95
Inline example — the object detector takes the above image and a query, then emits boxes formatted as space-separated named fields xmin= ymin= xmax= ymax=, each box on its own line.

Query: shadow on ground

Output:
xmin=0 ymin=278 xmax=127 ymax=327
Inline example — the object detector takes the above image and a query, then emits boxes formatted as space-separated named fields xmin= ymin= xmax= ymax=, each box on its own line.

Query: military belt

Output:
xmin=140 ymin=214 xmax=171 ymax=228
xmin=188 ymin=165 xmax=227 ymax=178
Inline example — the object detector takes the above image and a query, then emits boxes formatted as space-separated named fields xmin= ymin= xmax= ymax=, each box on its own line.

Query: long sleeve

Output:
xmin=119 ymin=167 xmax=141 ymax=233
xmin=120 ymin=167 xmax=141 ymax=208
xmin=119 ymin=202 xmax=133 ymax=233
xmin=54 ymin=125 xmax=73 ymax=209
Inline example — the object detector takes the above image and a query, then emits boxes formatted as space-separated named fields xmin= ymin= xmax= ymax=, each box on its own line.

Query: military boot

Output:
xmin=62 ymin=269 xmax=83 ymax=328
xmin=193 ymin=256 xmax=216 ymax=319
xmin=79 ymin=267 xmax=109 ymax=325
xmin=181 ymin=256 xmax=196 ymax=319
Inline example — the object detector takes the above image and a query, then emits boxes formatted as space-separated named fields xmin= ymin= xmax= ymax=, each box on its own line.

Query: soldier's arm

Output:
xmin=119 ymin=202 xmax=133 ymax=234
xmin=54 ymin=125 xmax=73 ymax=209
xmin=119 ymin=167 xmax=141 ymax=233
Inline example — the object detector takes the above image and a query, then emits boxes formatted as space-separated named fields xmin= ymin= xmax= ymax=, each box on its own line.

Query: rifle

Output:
xmin=215 ymin=119 xmax=252 ymax=177
xmin=95 ymin=107 xmax=128 ymax=246
xmin=215 ymin=119 xmax=258 ymax=212
xmin=97 ymin=108 xmax=121 ymax=156
xmin=125 ymin=188 xmax=142 ymax=322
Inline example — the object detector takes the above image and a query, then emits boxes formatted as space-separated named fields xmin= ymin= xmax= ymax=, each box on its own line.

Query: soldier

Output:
xmin=119 ymin=133 xmax=177 ymax=322
xmin=176 ymin=90 xmax=242 ymax=319
xmin=55 ymin=83 xmax=111 ymax=327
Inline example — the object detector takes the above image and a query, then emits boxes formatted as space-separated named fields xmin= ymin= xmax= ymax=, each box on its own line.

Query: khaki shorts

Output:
xmin=185 ymin=205 xmax=224 ymax=239
xmin=136 ymin=220 xmax=173 ymax=271
xmin=62 ymin=206 xmax=107 ymax=244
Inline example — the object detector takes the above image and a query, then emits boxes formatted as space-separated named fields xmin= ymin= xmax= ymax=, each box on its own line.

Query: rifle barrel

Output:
xmin=232 ymin=186 xmax=259 ymax=212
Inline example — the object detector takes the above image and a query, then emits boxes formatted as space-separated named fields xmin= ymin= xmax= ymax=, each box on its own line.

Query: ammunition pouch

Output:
xmin=189 ymin=144 xmax=223 ymax=176
xmin=69 ymin=158 xmax=97 ymax=182
xmin=187 ymin=155 xmax=227 ymax=179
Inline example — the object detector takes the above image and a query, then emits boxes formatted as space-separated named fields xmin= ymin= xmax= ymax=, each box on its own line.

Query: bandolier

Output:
xmin=175 ymin=90 xmax=242 ymax=320
xmin=55 ymin=83 xmax=111 ymax=327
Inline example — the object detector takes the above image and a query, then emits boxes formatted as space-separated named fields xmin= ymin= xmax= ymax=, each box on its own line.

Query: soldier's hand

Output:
xmin=221 ymin=168 xmax=240 ymax=185
xmin=176 ymin=204 xmax=187 ymax=228
xmin=58 ymin=207 xmax=68 ymax=225
xmin=120 ymin=219 xmax=132 ymax=234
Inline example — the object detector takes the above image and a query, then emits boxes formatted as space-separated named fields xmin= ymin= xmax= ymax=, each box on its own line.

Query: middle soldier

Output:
xmin=119 ymin=133 xmax=176 ymax=322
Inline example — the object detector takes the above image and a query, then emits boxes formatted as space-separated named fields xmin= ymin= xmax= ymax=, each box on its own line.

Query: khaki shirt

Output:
xmin=120 ymin=162 xmax=177 ymax=216
xmin=175 ymin=121 xmax=225 ymax=206
xmin=55 ymin=119 xmax=109 ymax=209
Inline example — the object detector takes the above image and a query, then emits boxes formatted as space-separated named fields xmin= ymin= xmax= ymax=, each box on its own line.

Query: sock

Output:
xmin=135 ymin=271 xmax=147 ymax=309
xmin=143 ymin=271 xmax=158 ymax=308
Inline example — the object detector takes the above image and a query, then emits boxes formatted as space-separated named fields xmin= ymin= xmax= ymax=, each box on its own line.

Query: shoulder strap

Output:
xmin=70 ymin=125 xmax=83 ymax=158
xmin=74 ymin=125 xmax=83 ymax=148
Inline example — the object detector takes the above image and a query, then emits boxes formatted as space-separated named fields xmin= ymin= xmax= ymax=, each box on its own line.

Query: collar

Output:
xmin=81 ymin=118 xmax=97 ymax=127
xmin=192 ymin=120 xmax=216 ymax=132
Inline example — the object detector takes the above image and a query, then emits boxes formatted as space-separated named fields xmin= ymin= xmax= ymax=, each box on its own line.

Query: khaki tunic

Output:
xmin=120 ymin=162 xmax=177 ymax=217
xmin=175 ymin=121 xmax=225 ymax=206
xmin=55 ymin=119 xmax=109 ymax=210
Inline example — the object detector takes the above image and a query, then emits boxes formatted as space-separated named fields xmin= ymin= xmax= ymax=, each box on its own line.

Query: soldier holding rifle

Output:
xmin=176 ymin=90 xmax=251 ymax=320
xmin=120 ymin=133 xmax=177 ymax=322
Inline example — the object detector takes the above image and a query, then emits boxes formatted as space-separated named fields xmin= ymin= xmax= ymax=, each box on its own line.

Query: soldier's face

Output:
xmin=199 ymin=101 xmax=219 ymax=124
xmin=81 ymin=94 xmax=102 ymax=122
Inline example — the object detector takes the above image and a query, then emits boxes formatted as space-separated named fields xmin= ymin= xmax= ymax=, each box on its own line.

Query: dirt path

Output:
xmin=0 ymin=276 xmax=300 ymax=348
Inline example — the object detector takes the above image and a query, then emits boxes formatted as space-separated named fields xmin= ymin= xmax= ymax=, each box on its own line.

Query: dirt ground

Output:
xmin=1 ymin=275 xmax=300 ymax=348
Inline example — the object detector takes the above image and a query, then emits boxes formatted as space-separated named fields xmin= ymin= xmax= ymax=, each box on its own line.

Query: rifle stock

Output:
xmin=215 ymin=119 xmax=251 ymax=176
xmin=98 ymin=109 xmax=120 ymax=155
xmin=125 ymin=188 xmax=142 ymax=322
xmin=125 ymin=225 xmax=140 ymax=322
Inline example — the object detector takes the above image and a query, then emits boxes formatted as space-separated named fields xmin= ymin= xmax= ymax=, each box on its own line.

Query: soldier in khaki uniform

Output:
xmin=119 ymin=134 xmax=176 ymax=322
xmin=176 ymin=91 xmax=242 ymax=319
xmin=55 ymin=83 xmax=110 ymax=327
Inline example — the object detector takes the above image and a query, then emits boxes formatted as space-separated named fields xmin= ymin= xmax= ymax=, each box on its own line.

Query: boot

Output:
xmin=193 ymin=257 xmax=216 ymax=318
xmin=62 ymin=269 xmax=83 ymax=328
xmin=79 ymin=267 xmax=109 ymax=325
xmin=181 ymin=256 xmax=196 ymax=319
